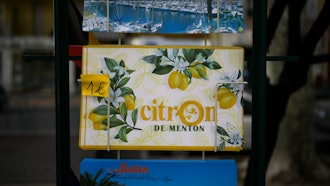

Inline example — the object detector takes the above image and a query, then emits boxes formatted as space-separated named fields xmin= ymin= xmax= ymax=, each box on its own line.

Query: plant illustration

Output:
xmin=80 ymin=168 xmax=125 ymax=186
xmin=142 ymin=48 xmax=222 ymax=90
xmin=88 ymin=57 xmax=141 ymax=142
xmin=217 ymin=123 xmax=244 ymax=150
xmin=216 ymin=70 xmax=243 ymax=109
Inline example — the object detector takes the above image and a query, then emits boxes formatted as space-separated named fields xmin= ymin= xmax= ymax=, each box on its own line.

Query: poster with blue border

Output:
xmin=82 ymin=0 xmax=244 ymax=34
xmin=80 ymin=159 xmax=237 ymax=186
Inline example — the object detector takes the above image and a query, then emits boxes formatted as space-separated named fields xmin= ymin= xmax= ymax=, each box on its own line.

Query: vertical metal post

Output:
xmin=54 ymin=0 xmax=70 ymax=185
xmin=252 ymin=0 xmax=267 ymax=185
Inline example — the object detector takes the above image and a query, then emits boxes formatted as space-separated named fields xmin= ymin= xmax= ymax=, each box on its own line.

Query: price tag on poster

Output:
xmin=79 ymin=45 xmax=245 ymax=151
xmin=80 ymin=74 xmax=110 ymax=97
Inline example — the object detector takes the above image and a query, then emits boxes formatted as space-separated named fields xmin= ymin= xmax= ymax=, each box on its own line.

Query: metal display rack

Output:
xmin=21 ymin=0 xmax=293 ymax=185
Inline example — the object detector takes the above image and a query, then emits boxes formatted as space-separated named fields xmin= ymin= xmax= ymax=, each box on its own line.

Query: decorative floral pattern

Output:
xmin=217 ymin=122 xmax=244 ymax=150
xmin=216 ymin=70 xmax=243 ymax=109
xmin=142 ymin=48 xmax=222 ymax=90
xmin=88 ymin=57 xmax=140 ymax=142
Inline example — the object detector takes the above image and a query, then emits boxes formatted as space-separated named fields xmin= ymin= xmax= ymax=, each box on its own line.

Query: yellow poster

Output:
xmin=79 ymin=45 xmax=245 ymax=151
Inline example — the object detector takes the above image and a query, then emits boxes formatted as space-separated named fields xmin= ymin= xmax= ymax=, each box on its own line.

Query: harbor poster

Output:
xmin=82 ymin=0 xmax=244 ymax=34
xmin=79 ymin=45 xmax=245 ymax=151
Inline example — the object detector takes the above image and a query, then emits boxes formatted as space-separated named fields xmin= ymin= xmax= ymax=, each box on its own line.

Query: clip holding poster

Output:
xmin=79 ymin=45 xmax=245 ymax=151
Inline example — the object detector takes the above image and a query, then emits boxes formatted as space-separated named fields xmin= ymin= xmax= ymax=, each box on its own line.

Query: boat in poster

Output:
xmin=82 ymin=0 xmax=244 ymax=34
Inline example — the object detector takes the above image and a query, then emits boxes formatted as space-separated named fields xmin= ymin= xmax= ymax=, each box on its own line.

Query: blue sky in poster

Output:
xmin=82 ymin=0 xmax=244 ymax=34
xmin=80 ymin=159 xmax=237 ymax=186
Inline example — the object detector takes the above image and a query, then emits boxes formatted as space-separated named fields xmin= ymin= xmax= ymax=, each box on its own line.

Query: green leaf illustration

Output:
xmin=115 ymin=127 xmax=133 ymax=142
xmin=117 ymin=77 xmax=130 ymax=88
xmin=218 ymin=141 xmax=226 ymax=151
xmin=217 ymin=126 xmax=230 ymax=137
xmin=104 ymin=57 xmax=117 ymax=71
xmin=118 ymin=126 xmax=128 ymax=142
xmin=159 ymin=48 xmax=168 ymax=57
xmin=183 ymin=68 xmax=192 ymax=79
xmin=201 ymin=49 xmax=214 ymax=58
xmin=110 ymin=106 xmax=120 ymax=115
xmin=119 ymin=103 xmax=127 ymax=120
xmin=107 ymin=115 xmax=126 ymax=127
xmin=196 ymin=65 xmax=208 ymax=80
xmin=119 ymin=60 xmax=125 ymax=67
xmin=203 ymin=61 xmax=222 ymax=70
xmin=127 ymin=69 xmax=135 ymax=74
xmin=110 ymin=78 xmax=118 ymax=88
xmin=152 ymin=65 xmax=174 ymax=75
xmin=237 ymin=70 xmax=242 ymax=79
xmin=132 ymin=109 xmax=138 ymax=126
xmin=182 ymin=49 xmax=197 ymax=63
xmin=142 ymin=55 xmax=161 ymax=65
xmin=92 ymin=105 xmax=108 ymax=115
xmin=172 ymin=48 xmax=179 ymax=57
xmin=120 ymin=87 xmax=134 ymax=97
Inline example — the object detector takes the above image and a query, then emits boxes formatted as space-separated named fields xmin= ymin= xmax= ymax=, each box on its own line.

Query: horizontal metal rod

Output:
xmin=22 ymin=54 xmax=81 ymax=62
xmin=22 ymin=54 xmax=300 ymax=63
xmin=245 ymin=55 xmax=300 ymax=62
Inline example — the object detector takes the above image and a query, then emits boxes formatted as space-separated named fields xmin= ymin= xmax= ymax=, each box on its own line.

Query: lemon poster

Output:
xmin=79 ymin=45 xmax=245 ymax=151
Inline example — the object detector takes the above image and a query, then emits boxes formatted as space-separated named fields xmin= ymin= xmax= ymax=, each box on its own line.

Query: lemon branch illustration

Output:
xmin=88 ymin=57 xmax=140 ymax=143
xmin=216 ymin=70 xmax=243 ymax=109
xmin=142 ymin=48 xmax=221 ymax=90
xmin=217 ymin=124 xmax=244 ymax=150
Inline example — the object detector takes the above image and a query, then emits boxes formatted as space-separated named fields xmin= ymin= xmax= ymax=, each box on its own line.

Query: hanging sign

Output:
xmin=80 ymin=158 xmax=237 ymax=186
xmin=82 ymin=0 xmax=244 ymax=33
xmin=79 ymin=45 xmax=245 ymax=151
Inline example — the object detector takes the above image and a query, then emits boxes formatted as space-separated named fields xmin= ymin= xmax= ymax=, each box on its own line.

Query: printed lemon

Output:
xmin=124 ymin=94 xmax=136 ymax=110
xmin=189 ymin=65 xmax=206 ymax=79
xmin=238 ymin=26 xmax=243 ymax=33
xmin=178 ymin=74 xmax=189 ymax=90
xmin=216 ymin=87 xmax=231 ymax=100
xmin=93 ymin=122 xmax=107 ymax=130
xmin=219 ymin=92 xmax=237 ymax=109
xmin=168 ymin=71 xmax=182 ymax=89
xmin=88 ymin=112 xmax=107 ymax=122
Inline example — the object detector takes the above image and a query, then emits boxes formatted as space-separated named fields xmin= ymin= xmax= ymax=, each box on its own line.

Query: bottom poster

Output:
xmin=80 ymin=158 xmax=237 ymax=186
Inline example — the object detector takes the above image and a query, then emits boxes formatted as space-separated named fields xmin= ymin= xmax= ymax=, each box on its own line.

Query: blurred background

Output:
xmin=0 ymin=0 xmax=329 ymax=186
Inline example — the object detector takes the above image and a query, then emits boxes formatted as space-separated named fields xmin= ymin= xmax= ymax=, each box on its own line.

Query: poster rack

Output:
xmin=20 ymin=0 xmax=299 ymax=185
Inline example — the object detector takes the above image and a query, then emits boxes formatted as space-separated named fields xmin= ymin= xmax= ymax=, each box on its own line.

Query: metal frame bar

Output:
xmin=251 ymin=0 xmax=267 ymax=185
xmin=54 ymin=0 xmax=70 ymax=185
